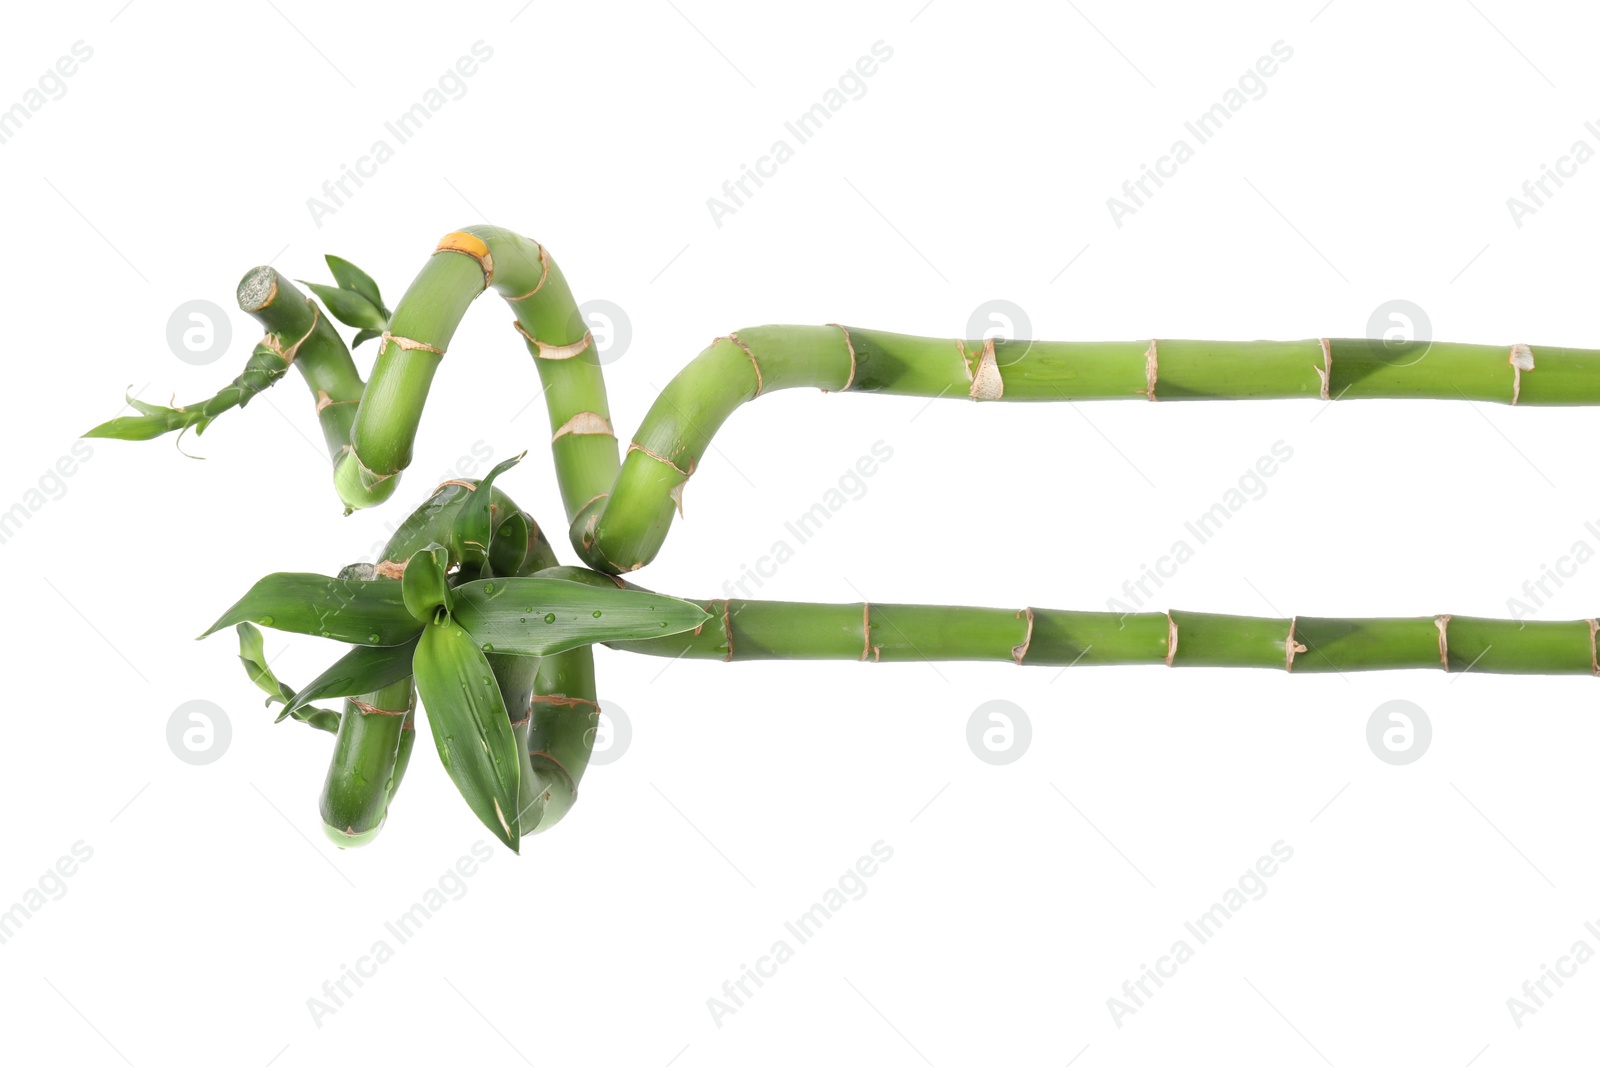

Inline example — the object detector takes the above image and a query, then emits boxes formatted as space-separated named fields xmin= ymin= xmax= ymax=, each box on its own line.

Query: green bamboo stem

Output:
xmin=320 ymin=676 xmax=415 ymax=846
xmin=83 ymin=269 xmax=368 ymax=457
xmin=611 ymin=599 xmax=1600 ymax=676
xmin=523 ymin=566 xmax=611 ymax=831
xmin=579 ymin=330 xmax=1600 ymax=572
xmin=336 ymin=227 xmax=619 ymax=521
xmin=235 ymin=267 xmax=367 ymax=463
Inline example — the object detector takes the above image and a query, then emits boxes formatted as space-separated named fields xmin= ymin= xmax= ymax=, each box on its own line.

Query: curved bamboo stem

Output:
xmin=611 ymin=599 xmax=1600 ymax=676
xmin=578 ymin=330 xmax=1600 ymax=573
xmin=336 ymin=226 xmax=619 ymax=516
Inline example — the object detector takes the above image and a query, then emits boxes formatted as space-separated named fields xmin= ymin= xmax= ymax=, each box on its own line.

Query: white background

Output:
xmin=1 ymin=0 xmax=1597 ymax=1063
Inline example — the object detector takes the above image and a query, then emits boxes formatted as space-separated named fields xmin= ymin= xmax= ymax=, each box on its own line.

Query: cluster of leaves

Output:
xmin=202 ymin=457 xmax=709 ymax=849
xmin=302 ymin=255 xmax=391 ymax=348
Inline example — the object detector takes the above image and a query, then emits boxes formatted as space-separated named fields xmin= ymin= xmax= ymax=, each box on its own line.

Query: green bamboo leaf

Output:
xmin=451 ymin=577 xmax=711 ymax=656
xmin=489 ymin=511 xmax=529 ymax=577
xmin=351 ymin=328 xmax=382 ymax=349
xmin=302 ymin=281 xmax=388 ymax=332
xmin=401 ymin=544 xmax=452 ymax=622
xmin=324 ymin=254 xmax=387 ymax=313
xmin=414 ymin=616 xmax=522 ymax=852
xmin=452 ymin=453 xmax=525 ymax=571
xmin=84 ymin=408 xmax=189 ymax=441
xmin=236 ymin=622 xmax=293 ymax=704
xmin=280 ymin=637 xmax=419 ymax=721
xmin=234 ymin=622 xmax=342 ymax=733
xmin=201 ymin=572 xmax=422 ymax=646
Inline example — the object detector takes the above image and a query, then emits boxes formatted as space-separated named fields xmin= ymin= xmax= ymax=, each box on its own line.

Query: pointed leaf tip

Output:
xmin=302 ymin=281 xmax=387 ymax=332
xmin=414 ymin=618 xmax=522 ymax=853
xmin=324 ymin=254 xmax=386 ymax=313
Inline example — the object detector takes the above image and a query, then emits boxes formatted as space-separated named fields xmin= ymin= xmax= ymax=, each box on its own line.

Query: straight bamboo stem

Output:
xmin=610 ymin=600 xmax=1600 ymax=676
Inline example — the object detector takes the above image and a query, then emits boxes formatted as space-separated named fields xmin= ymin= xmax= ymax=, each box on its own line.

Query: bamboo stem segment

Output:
xmin=611 ymin=600 xmax=1600 ymax=676
xmin=236 ymin=267 xmax=367 ymax=464
xmin=576 ymin=331 xmax=1600 ymax=572
xmin=336 ymin=227 xmax=619 ymax=520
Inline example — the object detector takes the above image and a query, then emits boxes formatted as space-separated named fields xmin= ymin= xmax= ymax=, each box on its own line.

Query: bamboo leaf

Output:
xmin=489 ymin=511 xmax=529 ymax=577
xmin=201 ymin=572 xmax=422 ymax=646
xmin=324 ymin=254 xmax=387 ymax=313
xmin=414 ymin=617 xmax=522 ymax=852
xmin=451 ymin=577 xmax=711 ymax=656
xmin=83 ymin=408 xmax=190 ymax=441
xmin=281 ymin=637 xmax=419 ymax=721
xmin=401 ymin=544 xmax=452 ymax=622
xmin=351 ymin=328 xmax=382 ymax=349
xmin=236 ymin=622 xmax=294 ymax=704
xmin=452 ymin=453 xmax=524 ymax=571
xmin=235 ymin=623 xmax=343 ymax=733
xmin=302 ymin=281 xmax=388 ymax=332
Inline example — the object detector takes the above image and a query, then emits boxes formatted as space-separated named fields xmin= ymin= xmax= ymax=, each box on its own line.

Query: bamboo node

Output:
xmin=1589 ymin=619 xmax=1598 ymax=677
xmin=1145 ymin=340 xmax=1159 ymax=401
xmin=1316 ymin=338 xmax=1332 ymax=401
xmin=860 ymin=602 xmax=879 ymax=662
xmin=505 ymin=243 xmax=551 ymax=301
xmin=1285 ymin=617 xmax=1308 ymax=672
xmin=551 ymin=412 xmax=615 ymax=441
xmin=531 ymin=693 xmax=601 ymax=713
xmin=827 ymin=323 xmax=858 ymax=391
xmin=1165 ymin=611 xmax=1178 ymax=666
xmin=721 ymin=599 xmax=735 ymax=662
xmin=1435 ymin=614 xmax=1451 ymax=670
xmin=435 ymin=230 xmax=494 ymax=286
xmin=1509 ymin=344 xmax=1534 ymax=405
xmin=968 ymin=338 xmax=1004 ymax=400
xmin=350 ymin=700 xmax=407 ymax=717
xmin=381 ymin=331 xmax=444 ymax=356
xmin=274 ymin=298 xmax=322 ymax=365
xmin=626 ymin=442 xmax=694 ymax=477
xmin=726 ymin=333 xmax=764 ymax=397
xmin=513 ymin=319 xmax=593 ymax=360
xmin=1012 ymin=607 xmax=1034 ymax=665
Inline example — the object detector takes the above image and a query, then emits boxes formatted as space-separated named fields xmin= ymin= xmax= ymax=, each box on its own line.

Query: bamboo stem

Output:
xmin=610 ymin=599 xmax=1600 ymax=676
xmin=236 ymin=266 xmax=366 ymax=463
xmin=336 ymin=227 xmax=619 ymax=520
xmin=577 ymin=330 xmax=1600 ymax=572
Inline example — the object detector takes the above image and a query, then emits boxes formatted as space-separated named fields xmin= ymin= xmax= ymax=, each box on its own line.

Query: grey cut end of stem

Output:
xmin=237 ymin=265 xmax=278 ymax=312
